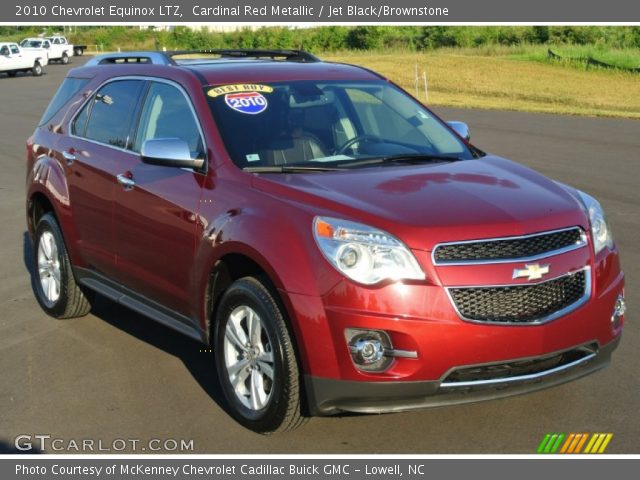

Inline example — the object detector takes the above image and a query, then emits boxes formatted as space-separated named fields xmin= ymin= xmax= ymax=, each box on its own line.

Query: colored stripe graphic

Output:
xmin=537 ymin=433 xmax=565 ymax=453
xmin=584 ymin=433 xmax=614 ymax=454
xmin=538 ymin=433 xmax=613 ymax=454
xmin=574 ymin=433 xmax=589 ymax=453
xmin=537 ymin=434 xmax=552 ymax=453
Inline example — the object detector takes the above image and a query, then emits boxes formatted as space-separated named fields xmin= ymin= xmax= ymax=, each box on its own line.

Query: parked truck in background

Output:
xmin=47 ymin=36 xmax=87 ymax=58
xmin=0 ymin=42 xmax=46 ymax=77
xmin=43 ymin=36 xmax=74 ymax=64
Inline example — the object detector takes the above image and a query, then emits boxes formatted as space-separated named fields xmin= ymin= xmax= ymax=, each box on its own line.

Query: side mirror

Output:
xmin=141 ymin=138 xmax=204 ymax=170
xmin=447 ymin=121 xmax=471 ymax=141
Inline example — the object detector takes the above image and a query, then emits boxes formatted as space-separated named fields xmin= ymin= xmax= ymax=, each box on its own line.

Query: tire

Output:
xmin=75 ymin=48 xmax=83 ymax=56
xmin=31 ymin=61 xmax=42 ymax=77
xmin=7 ymin=71 xmax=16 ymax=77
xmin=214 ymin=276 xmax=304 ymax=434
xmin=33 ymin=213 xmax=93 ymax=319
xmin=61 ymin=53 xmax=69 ymax=65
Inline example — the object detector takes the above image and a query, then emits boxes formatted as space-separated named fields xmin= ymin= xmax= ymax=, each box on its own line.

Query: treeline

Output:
xmin=2 ymin=26 xmax=640 ymax=51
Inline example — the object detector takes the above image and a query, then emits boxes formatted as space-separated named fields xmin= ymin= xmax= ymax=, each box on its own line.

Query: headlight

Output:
xmin=313 ymin=216 xmax=425 ymax=285
xmin=577 ymin=190 xmax=614 ymax=255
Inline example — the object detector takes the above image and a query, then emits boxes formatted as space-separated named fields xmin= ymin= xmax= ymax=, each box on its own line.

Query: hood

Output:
xmin=251 ymin=156 xmax=588 ymax=251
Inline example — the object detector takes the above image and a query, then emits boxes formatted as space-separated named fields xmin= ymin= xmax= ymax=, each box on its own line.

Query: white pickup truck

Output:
xmin=44 ymin=36 xmax=76 ymax=64
xmin=21 ymin=36 xmax=75 ymax=64
xmin=0 ymin=42 xmax=46 ymax=77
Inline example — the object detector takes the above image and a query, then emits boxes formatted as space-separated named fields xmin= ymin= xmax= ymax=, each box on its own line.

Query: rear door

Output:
xmin=56 ymin=78 xmax=146 ymax=279
xmin=111 ymin=79 xmax=206 ymax=317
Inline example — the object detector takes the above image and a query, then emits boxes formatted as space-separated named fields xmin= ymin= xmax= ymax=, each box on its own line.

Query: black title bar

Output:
xmin=7 ymin=0 xmax=640 ymax=23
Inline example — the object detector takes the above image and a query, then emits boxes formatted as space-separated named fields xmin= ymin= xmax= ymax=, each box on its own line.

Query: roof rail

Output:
xmin=83 ymin=49 xmax=321 ymax=68
xmin=168 ymin=49 xmax=321 ymax=63
xmin=84 ymin=52 xmax=174 ymax=66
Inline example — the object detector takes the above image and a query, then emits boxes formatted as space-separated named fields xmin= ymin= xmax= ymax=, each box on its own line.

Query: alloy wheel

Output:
xmin=223 ymin=305 xmax=275 ymax=411
xmin=37 ymin=230 xmax=61 ymax=304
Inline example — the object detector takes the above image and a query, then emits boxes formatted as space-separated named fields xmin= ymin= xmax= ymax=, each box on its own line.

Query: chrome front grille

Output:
xmin=433 ymin=227 xmax=586 ymax=265
xmin=448 ymin=269 xmax=590 ymax=324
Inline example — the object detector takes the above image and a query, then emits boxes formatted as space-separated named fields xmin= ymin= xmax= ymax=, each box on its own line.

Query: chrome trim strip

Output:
xmin=440 ymin=351 xmax=597 ymax=388
xmin=384 ymin=349 xmax=418 ymax=359
xmin=445 ymin=266 xmax=591 ymax=326
xmin=432 ymin=226 xmax=587 ymax=266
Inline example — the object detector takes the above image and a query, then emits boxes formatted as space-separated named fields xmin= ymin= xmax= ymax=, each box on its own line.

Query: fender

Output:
xmin=191 ymin=192 xmax=344 ymax=373
xmin=26 ymin=150 xmax=85 ymax=268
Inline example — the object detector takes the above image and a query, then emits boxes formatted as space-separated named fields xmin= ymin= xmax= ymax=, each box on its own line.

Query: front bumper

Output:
xmin=284 ymin=241 xmax=624 ymax=415
xmin=306 ymin=336 xmax=620 ymax=415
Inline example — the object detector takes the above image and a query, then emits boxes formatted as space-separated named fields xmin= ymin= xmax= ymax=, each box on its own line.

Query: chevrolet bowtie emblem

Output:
xmin=513 ymin=263 xmax=550 ymax=281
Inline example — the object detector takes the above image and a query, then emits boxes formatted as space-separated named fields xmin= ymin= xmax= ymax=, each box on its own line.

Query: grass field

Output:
xmin=324 ymin=50 xmax=640 ymax=119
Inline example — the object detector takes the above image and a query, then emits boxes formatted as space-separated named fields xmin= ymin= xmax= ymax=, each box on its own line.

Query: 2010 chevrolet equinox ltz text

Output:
xmin=26 ymin=50 xmax=626 ymax=433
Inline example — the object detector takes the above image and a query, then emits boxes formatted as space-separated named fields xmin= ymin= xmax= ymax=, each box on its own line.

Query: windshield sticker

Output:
xmin=225 ymin=92 xmax=268 ymax=115
xmin=208 ymin=84 xmax=273 ymax=98
xmin=246 ymin=153 xmax=261 ymax=162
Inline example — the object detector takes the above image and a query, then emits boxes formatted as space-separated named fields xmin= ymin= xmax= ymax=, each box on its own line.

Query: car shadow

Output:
xmin=1 ymin=72 xmax=47 ymax=80
xmin=22 ymin=231 xmax=232 ymax=418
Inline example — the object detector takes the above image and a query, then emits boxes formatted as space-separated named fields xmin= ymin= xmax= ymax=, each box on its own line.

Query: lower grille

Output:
xmin=449 ymin=269 xmax=589 ymax=324
xmin=441 ymin=343 xmax=598 ymax=387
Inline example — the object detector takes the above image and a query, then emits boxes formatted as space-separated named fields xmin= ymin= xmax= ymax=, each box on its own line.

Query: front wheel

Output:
xmin=33 ymin=213 xmax=93 ymax=319
xmin=214 ymin=277 xmax=304 ymax=433
xmin=32 ymin=61 xmax=42 ymax=77
xmin=61 ymin=53 xmax=69 ymax=65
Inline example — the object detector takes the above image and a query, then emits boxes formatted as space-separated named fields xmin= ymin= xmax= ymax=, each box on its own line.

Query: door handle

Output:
xmin=116 ymin=173 xmax=135 ymax=191
xmin=62 ymin=151 xmax=76 ymax=165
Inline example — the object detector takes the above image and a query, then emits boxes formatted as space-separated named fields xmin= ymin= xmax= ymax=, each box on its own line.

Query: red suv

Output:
xmin=26 ymin=50 xmax=625 ymax=433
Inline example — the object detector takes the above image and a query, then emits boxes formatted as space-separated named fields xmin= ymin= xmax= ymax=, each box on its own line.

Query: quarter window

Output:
xmin=40 ymin=77 xmax=90 ymax=127
xmin=134 ymin=82 xmax=204 ymax=159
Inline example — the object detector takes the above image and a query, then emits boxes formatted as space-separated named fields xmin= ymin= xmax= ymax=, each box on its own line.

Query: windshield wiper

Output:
xmin=243 ymin=165 xmax=344 ymax=173
xmin=342 ymin=153 xmax=463 ymax=168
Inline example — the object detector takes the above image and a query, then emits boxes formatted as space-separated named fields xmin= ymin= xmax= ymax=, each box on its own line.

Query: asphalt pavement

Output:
xmin=0 ymin=61 xmax=638 ymax=453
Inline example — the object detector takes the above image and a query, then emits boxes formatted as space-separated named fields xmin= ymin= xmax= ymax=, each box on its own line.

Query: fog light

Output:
xmin=345 ymin=329 xmax=393 ymax=372
xmin=611 ymin=293 xmax=626 ymax=332
xmin=354 ymin=338 xmax=384 ymax=363
xmin=345 ymin=328 xmax=418 ymax=372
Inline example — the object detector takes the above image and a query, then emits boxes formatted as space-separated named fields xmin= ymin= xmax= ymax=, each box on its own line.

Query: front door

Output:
xmin=111 ymin=80 xmax=206 ymax=317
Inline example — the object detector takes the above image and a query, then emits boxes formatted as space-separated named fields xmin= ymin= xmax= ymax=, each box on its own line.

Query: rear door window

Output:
xmin=77 ymin=80 xmax=145 ymax=149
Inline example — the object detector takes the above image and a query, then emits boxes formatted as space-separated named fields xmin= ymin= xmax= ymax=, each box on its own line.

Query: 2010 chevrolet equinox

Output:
xmin=26 ymin=50 xmax=625 ymax=433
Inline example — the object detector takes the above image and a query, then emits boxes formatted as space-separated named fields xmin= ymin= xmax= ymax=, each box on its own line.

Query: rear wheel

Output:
xmin=31 ymin=61 xmax=42 ymax=77
xmin=33 ymin=213 xmax=93 ymax=319
xmin=214 ymin=277 xmax=304 ymax=433
xmin=61 ymin=53 xmax=69 ymax=65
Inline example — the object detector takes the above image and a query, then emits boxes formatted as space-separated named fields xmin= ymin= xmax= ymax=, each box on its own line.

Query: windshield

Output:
xmin=206 ymin=80 xmax=474 ymax=170
xmin=20 ymin=40 xmax=43 ymax=48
